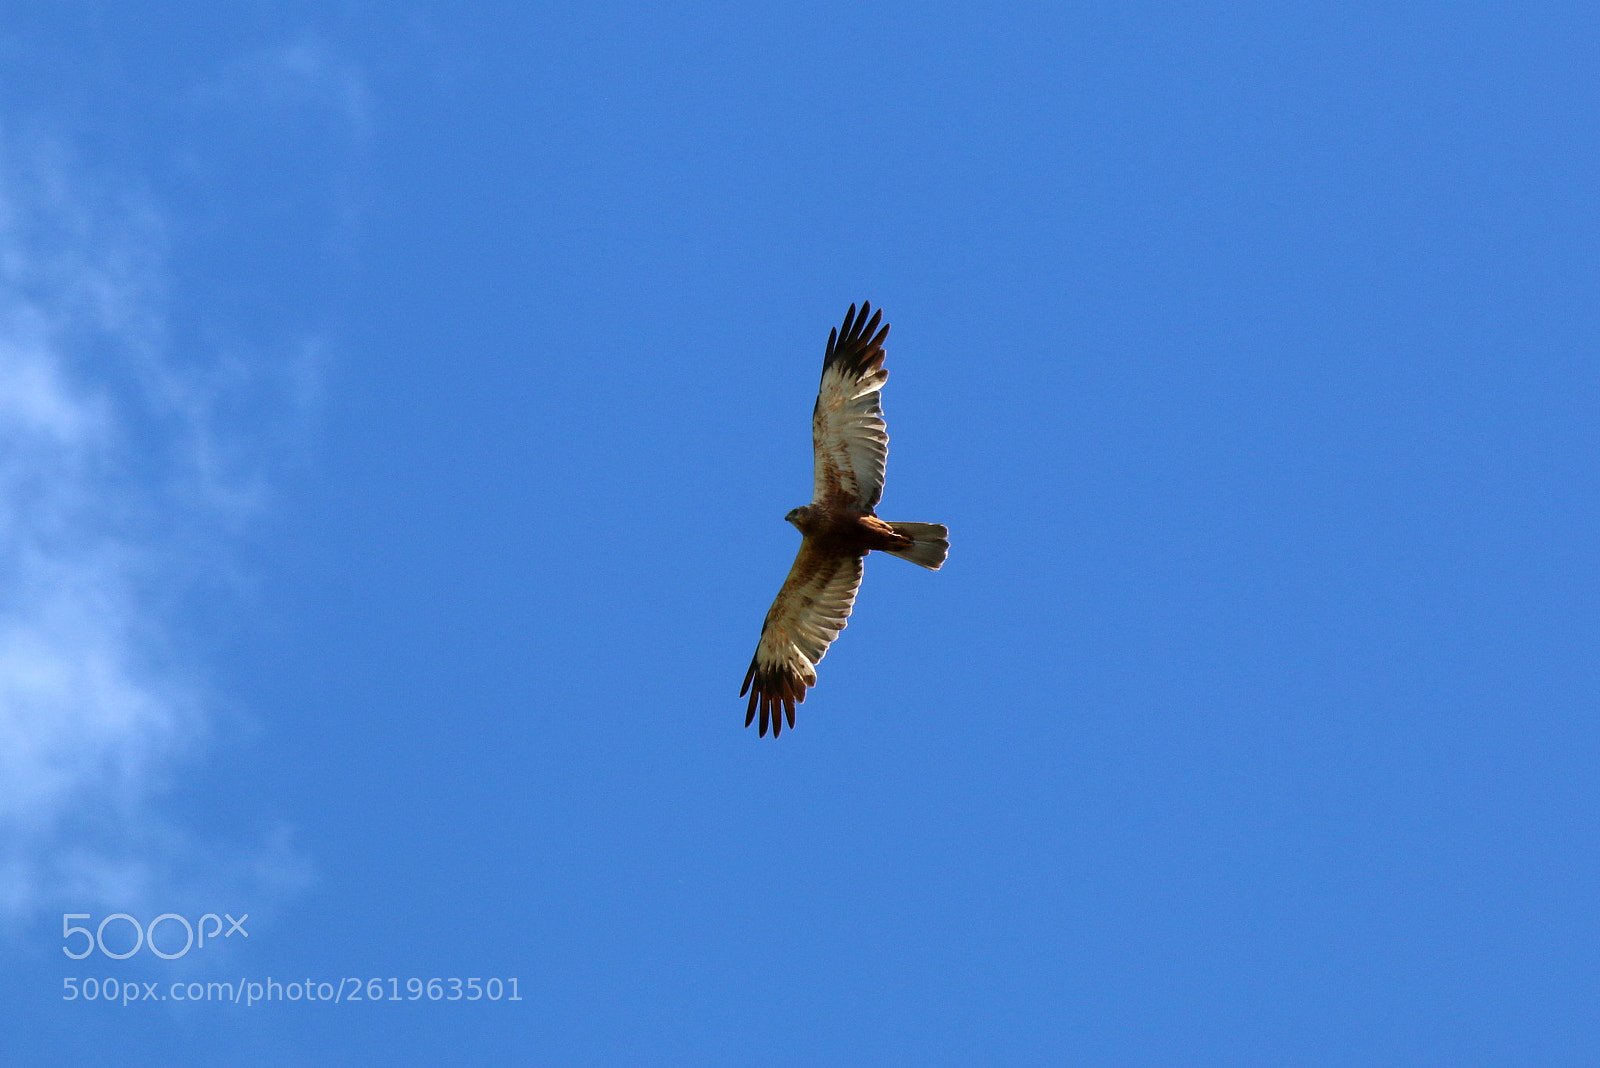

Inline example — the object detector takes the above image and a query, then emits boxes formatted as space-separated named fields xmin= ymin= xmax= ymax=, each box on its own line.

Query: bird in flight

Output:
xmin=741 ymin=302 xmax=948 ymax=736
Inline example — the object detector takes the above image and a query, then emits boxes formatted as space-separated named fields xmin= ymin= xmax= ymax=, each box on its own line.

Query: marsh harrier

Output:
xmin=740 ymin=302 xmax=948 ymax=736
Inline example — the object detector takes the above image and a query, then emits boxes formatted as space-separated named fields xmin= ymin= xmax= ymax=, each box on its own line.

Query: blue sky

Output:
xmin=1 ymin=3 xmax=1596 ymax=1064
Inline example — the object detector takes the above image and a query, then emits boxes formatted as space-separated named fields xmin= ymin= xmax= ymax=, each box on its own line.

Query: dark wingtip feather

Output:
xmin=822 ymin=300 xmax=889 ymax=378
xmin=742 ymin=659 xmax=811 ymax=738
xmin=860 ymin=305 xmax=882 ymax=340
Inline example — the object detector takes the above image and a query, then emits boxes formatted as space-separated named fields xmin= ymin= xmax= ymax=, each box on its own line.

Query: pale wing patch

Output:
xmin=740 ymin=544 xmax=864 ymax=736
xmin=813 ymin=362 xmax=889 ymax=509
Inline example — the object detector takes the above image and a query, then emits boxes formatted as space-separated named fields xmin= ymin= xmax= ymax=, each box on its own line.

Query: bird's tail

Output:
xmin=885 ymin=522 xmax=949 ymax=570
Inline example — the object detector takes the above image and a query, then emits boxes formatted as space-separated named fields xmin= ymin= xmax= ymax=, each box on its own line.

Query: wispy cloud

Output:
xmin=0 ymin=131 xmax=310 ymax=919
xmin=192 ymin=32 xmax=374 ymax=257
xmin=200 ymin=32 xmax=373 ymax=142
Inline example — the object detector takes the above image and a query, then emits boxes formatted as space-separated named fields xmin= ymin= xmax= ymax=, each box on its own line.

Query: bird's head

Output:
xmin=784 ymin=505 xmax=813 ymax=529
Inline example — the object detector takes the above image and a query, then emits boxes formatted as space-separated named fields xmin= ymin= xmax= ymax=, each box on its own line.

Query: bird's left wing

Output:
xmin=813 ymin=302 xmax=890 ymax=509
xmin=740 ymin=542 xmax=864 ymax=736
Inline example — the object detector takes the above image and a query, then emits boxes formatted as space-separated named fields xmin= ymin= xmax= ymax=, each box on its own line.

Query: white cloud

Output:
xmin=200 ymin=33 xmax=373 ymax=142
xmin=0 ymin=131 xmax=311 ymax=920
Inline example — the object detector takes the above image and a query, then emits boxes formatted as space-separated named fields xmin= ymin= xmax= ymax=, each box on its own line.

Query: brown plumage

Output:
xmin=740 ymin=302 xmax=949 ymax=736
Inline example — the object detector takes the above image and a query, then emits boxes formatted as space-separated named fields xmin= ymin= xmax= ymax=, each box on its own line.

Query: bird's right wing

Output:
xmin=813 ymin=302 xmax=890 ymax=510
xmin=740 ymin=542 xmax=864 ymax=737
